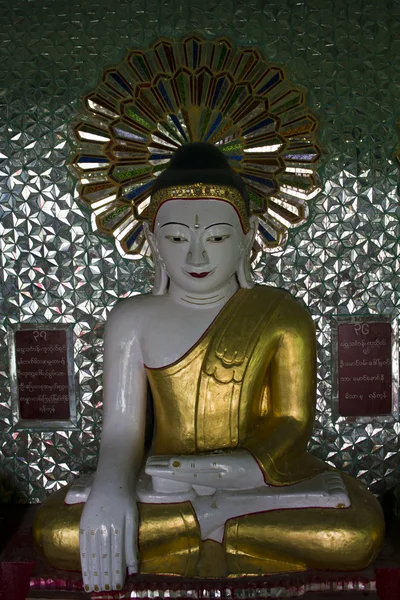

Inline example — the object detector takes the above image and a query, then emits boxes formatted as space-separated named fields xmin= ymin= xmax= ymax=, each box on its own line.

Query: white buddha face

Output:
xmin=150 ymin=199 xmax=254 ymax=294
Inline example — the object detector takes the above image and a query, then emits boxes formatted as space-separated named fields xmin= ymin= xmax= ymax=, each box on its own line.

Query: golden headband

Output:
xmin=147 ymin=184 xmax=250 ymax=232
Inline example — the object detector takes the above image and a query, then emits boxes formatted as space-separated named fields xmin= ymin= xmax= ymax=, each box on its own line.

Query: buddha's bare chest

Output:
xmin=139 ymin=304 xmax=220 ymax=368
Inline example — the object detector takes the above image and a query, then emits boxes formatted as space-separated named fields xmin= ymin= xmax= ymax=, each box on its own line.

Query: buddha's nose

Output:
xmin=186 ymin=238 xmax=209 ymax=267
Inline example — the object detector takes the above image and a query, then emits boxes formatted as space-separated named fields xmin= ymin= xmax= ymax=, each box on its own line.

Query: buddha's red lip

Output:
xmin=187 ymin=272 xmax=211 ymax=278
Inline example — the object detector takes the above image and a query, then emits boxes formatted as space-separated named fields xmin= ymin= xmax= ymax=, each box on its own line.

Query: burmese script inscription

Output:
xmin=15 ymin=328 xmax=70 ymax=420
xmin=338 ymin=322 xmax=392 ymax=416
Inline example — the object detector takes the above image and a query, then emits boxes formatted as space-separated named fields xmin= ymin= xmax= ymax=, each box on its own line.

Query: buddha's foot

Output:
xmin=194 ymin=472 xmax=350 ymax=542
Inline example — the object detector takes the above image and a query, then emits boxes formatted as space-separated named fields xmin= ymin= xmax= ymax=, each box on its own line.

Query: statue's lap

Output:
xmin=33 ymin=473 xmax=383 ymax=577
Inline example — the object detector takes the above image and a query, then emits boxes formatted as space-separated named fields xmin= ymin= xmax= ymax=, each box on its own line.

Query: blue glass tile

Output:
xmin=125 ymin=181 xmax=153 ymax=200
xmin=113 ymin=127 xmax=146 ymax=142
xmin=126 ymin=225 xmax=143 ymax=248
xmin=169 ymin=115 xmax=188 ymax=141
xmin=158 ymin=82 xmax=174 ymax=111
xmin=111 ymin=72 xmax=131 ymax=95
xmin=257 ymin=72 xmax=281 ymax=95
xmin=193 ymin=40 xmax=199 ymax=69
xmin=259 ymin=223 xmax=275 ymax=242
xmin=243 ymin=173 xmax=276 ymax=189
xmin=78 ymin=156 xmax=109 ymax=164
xmin=284 ymin=153 xmax=315 ymax=161
xmin=211 ymin=78 xmax=225 ymax=109
xmin=204 ymin=114 xmax=222 ymax=142
xmin=149 ymin=153 xmax=173 ymax=161
xmin=243 ymin=117 xmax=274 ymax=136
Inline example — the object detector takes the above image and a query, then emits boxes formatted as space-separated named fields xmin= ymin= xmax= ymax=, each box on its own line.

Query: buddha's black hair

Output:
xmin=151 ymin=142 xmax=250 ymax=215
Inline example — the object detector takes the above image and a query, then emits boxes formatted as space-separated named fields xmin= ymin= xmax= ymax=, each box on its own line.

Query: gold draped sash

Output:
xmin=147 ymin=286 xmax=325 ymax=485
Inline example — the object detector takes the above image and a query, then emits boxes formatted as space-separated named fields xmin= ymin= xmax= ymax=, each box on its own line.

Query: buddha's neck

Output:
xmin=168 ymin=276 xmax=239 ymax=309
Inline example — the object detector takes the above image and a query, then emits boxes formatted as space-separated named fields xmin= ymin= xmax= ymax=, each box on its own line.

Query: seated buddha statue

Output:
xmin=33 ymin=143 xmax=384 ymax=593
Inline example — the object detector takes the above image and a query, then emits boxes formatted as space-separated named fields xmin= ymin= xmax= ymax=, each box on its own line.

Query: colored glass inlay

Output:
xmin=72 ymin=34 xmax=321 ymax=259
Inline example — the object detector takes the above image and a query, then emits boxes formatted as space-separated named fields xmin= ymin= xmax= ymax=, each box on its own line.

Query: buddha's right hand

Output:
xmin=79 ymin=485 xmax=138 ymax=593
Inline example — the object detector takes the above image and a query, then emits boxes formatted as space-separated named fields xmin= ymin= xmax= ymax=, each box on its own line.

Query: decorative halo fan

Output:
xmin=71 ymin=34 xmax=321 ymax=260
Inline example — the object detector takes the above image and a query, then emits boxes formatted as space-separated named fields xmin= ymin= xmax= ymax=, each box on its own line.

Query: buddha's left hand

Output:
xmin=145 ymin=449 xmax=265 ymax=491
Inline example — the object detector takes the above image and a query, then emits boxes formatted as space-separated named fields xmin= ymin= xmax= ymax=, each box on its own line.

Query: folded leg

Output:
xmin=33 ymin=485 xmax=200 ymax=576
xmin=224 ymin=475 xmax=384 ymax=574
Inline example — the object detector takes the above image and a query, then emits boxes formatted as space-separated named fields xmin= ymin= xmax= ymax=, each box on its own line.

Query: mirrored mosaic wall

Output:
xmin=1 ymin=0 xmax=400 ymax=502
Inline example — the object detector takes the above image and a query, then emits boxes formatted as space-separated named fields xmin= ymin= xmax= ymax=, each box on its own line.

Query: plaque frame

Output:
xmin=8 ymin=323 xmax=77 ymax=430
xmin=331 ymin=314 xmax=399 ymax=424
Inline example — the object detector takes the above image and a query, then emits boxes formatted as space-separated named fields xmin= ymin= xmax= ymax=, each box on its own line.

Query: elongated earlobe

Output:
xmin=236 ymin=216 xmax=258 ymax=289
xmin=237 ymin=256 xmax=254 ymax=288
xmin=143 ymin=223 xmax=169 ymax=295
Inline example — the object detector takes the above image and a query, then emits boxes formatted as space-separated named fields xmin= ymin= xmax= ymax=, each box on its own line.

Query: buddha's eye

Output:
xmin=206 ymin=234 xmax=230 ymax=243
xmin=165 ymin=235 xmax=188 ymax=243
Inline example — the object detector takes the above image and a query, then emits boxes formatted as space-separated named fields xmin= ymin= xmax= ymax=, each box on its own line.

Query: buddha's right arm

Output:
xmin=80 ymin=299 xmax=147 ymax=592
xmin=96 ymin=299 xmax=147 ymax=484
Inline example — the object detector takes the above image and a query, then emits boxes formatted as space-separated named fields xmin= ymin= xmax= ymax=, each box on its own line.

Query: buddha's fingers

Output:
xmin=99 ymin=527 xmax=112 ymax=592
xmin=146 ymin=456 xmax=170 ymax=468
xmin=145 ymin=464 xmax=174 ymax=478
xmin=325 ymin=473 xmax=350 ymax=505
xmin=325 ymin=472 xmax=343 ymax=490
xmin=80 ymin=528 xmax=94 ymax=593
xmin=89 ymin=529 xmax=104 ymax=593
xmin=326 ymin=473 xmax=346 ymax=489
xmin=111 ymin=523 xmax=125 ymax=591
xmin=125 ymin=512 xmax=138 ymax=575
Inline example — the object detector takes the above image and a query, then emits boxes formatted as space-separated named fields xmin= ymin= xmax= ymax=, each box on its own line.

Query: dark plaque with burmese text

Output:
xmin=15 ymin=328 xmax=70 ymax=420
xmin=338 ymin=322 xmax=392 ymax=416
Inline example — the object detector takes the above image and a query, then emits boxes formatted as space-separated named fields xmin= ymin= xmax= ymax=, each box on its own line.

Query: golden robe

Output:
xmin=33 ymin=287 xmax=384 ymax=576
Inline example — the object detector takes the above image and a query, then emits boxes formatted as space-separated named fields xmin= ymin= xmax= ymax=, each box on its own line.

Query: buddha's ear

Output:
xmin=237 ymin=215 xmax=258 ymax=289
xmin=143 ymin=222 xmax=169 ymax=295
xmin=245 ymin=215 xmax=258 ymax=254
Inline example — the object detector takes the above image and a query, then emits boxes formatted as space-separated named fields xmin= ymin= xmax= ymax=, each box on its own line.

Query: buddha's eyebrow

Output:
xmin=204 ymin=222 xmax=233 ymax=230
xmin=160 ymin=222 xmax=190 ymax=228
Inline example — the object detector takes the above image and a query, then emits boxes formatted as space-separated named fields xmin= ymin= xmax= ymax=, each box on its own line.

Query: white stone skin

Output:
xmin=70 ymin=200 xmax=350 ymax=592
